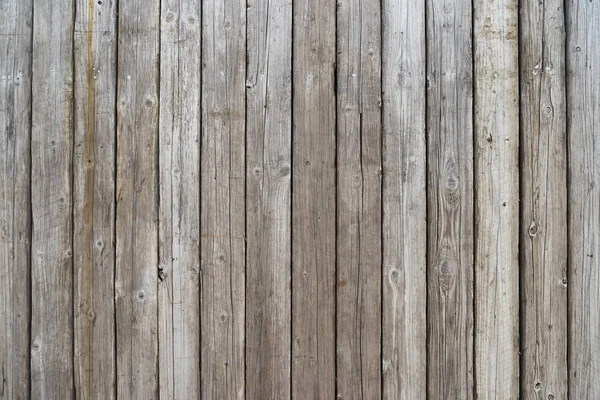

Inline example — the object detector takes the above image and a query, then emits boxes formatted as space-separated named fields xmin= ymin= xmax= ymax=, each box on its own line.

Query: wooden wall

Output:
xmin=1 ymin=0 xmax=599 ymax=398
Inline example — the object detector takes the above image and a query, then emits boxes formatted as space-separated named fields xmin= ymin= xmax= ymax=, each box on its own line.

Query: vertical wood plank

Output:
xmin=245 ymin=0 xmax=292 ymax=397
xmin=158 ymin=0 xmax=201 ymax=398
xmin=0 ymin=0 xmax=32 ymax=398
xmin=426 ymin=0 xmax=474 ymax=398
xmin=292 ymin=0 xmax=336 ymax=397
xmin=566 ymin=1 xmax=600 ymax=398
xmin=519 ymin=0 xmax=568 ymax=398
xmin=115 ymin=0 xmax=160 ymax=397
xmin=473 ymin=0 xmax=519 ymax=398
xmin=30 ymin=0 xmax=75 ymax=397
xmin=381 ymin=0 xmax=427 ymax=397
xmin=201 ymin=0 xmax=246 ymax=397
xmin=73 ymin=0 xmax=117 ymax=397
xmin=336 ymin=0 xmax=382 ymax=398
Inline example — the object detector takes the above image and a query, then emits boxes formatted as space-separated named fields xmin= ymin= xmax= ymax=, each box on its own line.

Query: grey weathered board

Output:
xmin=3 ymin=0 xmax=600 ymax=398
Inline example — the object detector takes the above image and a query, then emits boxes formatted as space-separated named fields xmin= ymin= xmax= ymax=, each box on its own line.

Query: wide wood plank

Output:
xmin=473 ymin=0 xmax=519 ymax=398
xmin=381 ymin=0 xmax=427 ymax=398
xmin=336 ymin=0 xmax=382 ymax=398
xmin=115 ymin=0 xmax=160 ymax=397
xmin=0 ymin=0 xmax=32 ymax=398
xmin=566 ymin=1 xmax=600 ymax=398
xmin=426 ymin=0 xmax=474 ymax=397
xmin=292 ymin=0 xmax=336 ymax=398
xmin=245 ymin=0 xmax=292 ymax=398
xmin=519 ymin=0 xmax=568 ymax=398
xmin=30 ymin=0 xmax=75 ymax=397
xmin=158 ymin=0 xmax=201 ymax=398
xmin=201 ymin=0 xmax=246 ymax=397
xmin=73 ymin=0 xmax=117 ymax=397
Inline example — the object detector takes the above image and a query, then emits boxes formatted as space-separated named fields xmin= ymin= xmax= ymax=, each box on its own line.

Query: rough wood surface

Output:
xmin=30 ymin=0 xmax=75 ymax=398
xmin=158 ymin=0 xmax=201 ymax=398
xmin=201 ymin=0 xmax=246 ymax=398
xmin=73 ymin=0 xmax=117 ymax=397
xmin=115 ymin=0 xmax=160 ymax=397
xmin=426 ymin=0 xmax=474 ymax=398
xmin=566 ymin=1 xmax=600 ymax=398
xmin=473 ymin=0 xmax=519 ymax=398
xmin=519 ymin=0 xmax=568 ymax=398
xmin=245 ymin=0 xmax=292 ymax=398
xmin=381 ymin=0 xmax=427 ymax=398
xmin=291 ymin=0 xmax=336 ymax=398
xmin=0 ymin=0 xmax=32 ymax=398
xmin=336 ymin=0 xmax=382 ymax=398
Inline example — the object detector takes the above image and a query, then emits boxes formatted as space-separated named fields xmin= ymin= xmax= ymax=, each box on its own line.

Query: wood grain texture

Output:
xmin=245 ymin=0 xmax=292 ymax=397
xmin=73 ymin=0 xmax=117 ymax=397
xmin=0 ymin=0 xmax=32 ymax=398
xmin=158 ymin=0 xmax=201 ymax=398
xmin=381 ymin=0 xmax=427 ymax=398
xmin=426 ymin=0 xmax=474 ymax=398
xmin=30 ymin=0 xmax=75 ymax=397
xmin=566 ymin=1 xmax=600 ymax=398
xmin=115 ymin=0 xmax=160 ymax=397
xmin=336 ymin=0 xmax=382 ymax=398
xmin=473 ymin=0 xmax=519 ymax=398
xmin=519 ymin=0 xmax=568 ymax=398
xmin=201 ymin=0 xmax=246 ymax=398
xmin=291 ymin=0 xmax=336 ymax=398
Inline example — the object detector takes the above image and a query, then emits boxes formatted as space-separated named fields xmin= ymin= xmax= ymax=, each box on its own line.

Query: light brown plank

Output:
xmin=73 ymin=0 xmax=117 ymax=397
xmin=566 ymin=0 xmax=600 ymax=398
xmin=473 ymin=0 xmax=519 ymax=398
xmin=381 ymin=0 xmax=427 ymax=398
xmin=336 ymin=0 xmax=382 ymax=398
xmin=291 ymin=0 xmax=336 ymax=398
xmin=519 ymin=0 xmax=568 ymax=398
xmin=425 ymin=0 xmax=474 ymax=398
xmin=245 ymin=0 xmax=292 ymax=397
xmin=115 ymin=0 xmax=160 ymax=397
xmin=30 ymin=0 xmax=75 ymax=397
xmin=201 ymin=0 xmax=246 ymax=397
xmin=158 ymin=0 xmax=201 ymax=398
xmin=0 ymin=0 xmax=32 ymax=398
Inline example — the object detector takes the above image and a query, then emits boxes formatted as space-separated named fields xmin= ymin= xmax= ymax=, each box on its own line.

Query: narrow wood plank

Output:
xmin=73 ymin=0 xmax=117 ymax=397
xmin=30 ymin=0 xmax=75 ymax=397
xmin=0 ymin=0 xmax=32 ymax=398
xmin=381 ymin=0 xmax=427 ymax=398
xmin=425 ymin=0 xmax=474 ymax=398
xmin=158 ymin=0 xmax=201 ymax=398
xmin=291 ymin=0 xmax=336 ymax=397
xmin=201 ymin=0 xmax=246 ymax=397
xmin=519 ymin=0 xmax=568 ymax=398
xmin=336 ymin=0 xmax=382 ymax=398
xmin=115 ymin=0 xmax=160 ymax=397
xmin=245 ymin=0 xmax=292 ymax=397
xmin=566 ymin=1 xmax=600 ymax=398
xmin=473 ymin=0 xmax=519 ymax=398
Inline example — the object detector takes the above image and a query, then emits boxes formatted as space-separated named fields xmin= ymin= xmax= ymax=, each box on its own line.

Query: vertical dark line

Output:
xmin=243 ymin=0 xmax=248 ymax=396
xmin=155 ymin=0 xmax=162 ymax=396
xmin=113 ymin=0 xmax=120 ymax=397
xmin=515 ymin=2 xmax=521 ymax=393
xmin=423 ymin=0 xmax=429 ymax=397
xmin=333 ymin=0 xmax=339 ymax=395
xmin=70 ymin=0 xmax=77 ymax=396
xmin=563 ymin=0 xmax=571 ymax=396
xmin=198 ymin=0 xmax=203 ymax=395
xmin=470 ymin=0 xmax=477 ymax=397
xmin=289 ymin=0 xmax=294 ymax=397
xmin=27 ymin=0 xmax=35 ymax=396
xmin=379 ymin=0 xmax=384 ymax=398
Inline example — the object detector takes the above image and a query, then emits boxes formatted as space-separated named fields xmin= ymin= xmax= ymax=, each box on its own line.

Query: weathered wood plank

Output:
xmin=426 ymin=0 xmax=474 ymax=398
xmin=115 ymin=0 xmax=160 ymax=397
xmin=291 ymin=0 xmax=336 ymax=398
xmin=566 ymin=1 xmax=600 ymax=398
xmin=30 ymin=0 xmax=75 ymax=397
xmin=201 ymin=0 xmax=246 ymax=397
xmin=73 ymin=0 xmax=117 ymax=397
xmin=519 ymin=0 xmax=568 ymax=398
xmin=473 ymin=0 xmax=519 ymax=398
xmin=158 ymin=0 xmax=201 ymax=398
xmin=245 ymin=0 xmax=292 ymax=398
xmin=0 ymin=0 xmax=32 ymax=398
xmin=381 ymin=0 xmax=427 ymax=398
xmin=336 ymin=0 xmax=381 ymax=398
